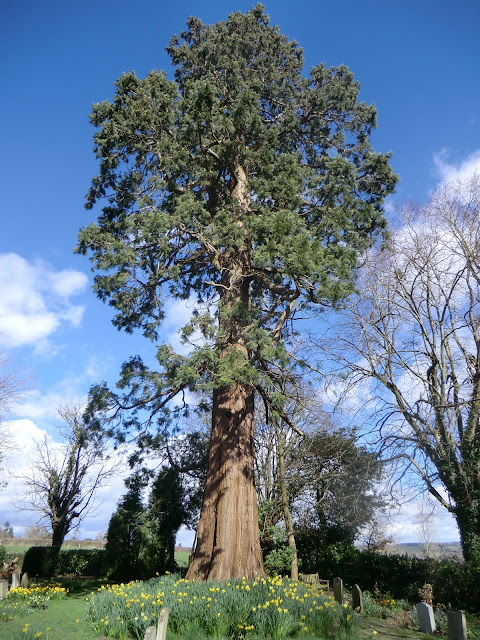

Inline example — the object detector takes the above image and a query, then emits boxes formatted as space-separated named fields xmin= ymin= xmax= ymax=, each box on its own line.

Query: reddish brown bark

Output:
xmin=186 ymin=382 xmax=265 ymax=580
xmin=186 ymin=166 xmax=265 ymax=580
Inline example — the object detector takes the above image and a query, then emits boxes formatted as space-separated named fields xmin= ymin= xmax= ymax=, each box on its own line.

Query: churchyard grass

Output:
xmin=175 ymin=551 xmax=190 ymax=568
xmin=0 ymin=584 xmax=100 ymax=640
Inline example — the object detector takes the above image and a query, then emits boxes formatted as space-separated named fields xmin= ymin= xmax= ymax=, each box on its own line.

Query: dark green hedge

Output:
xmin=56 ymin=549 xmax=105 ymax=576
xmin=295 ymin=538 xmax=480 ymax=612
xmin=21 ymin=547 xmax=105 ymax=578
xmin=22 ymin=547 xmax=60 ymax=578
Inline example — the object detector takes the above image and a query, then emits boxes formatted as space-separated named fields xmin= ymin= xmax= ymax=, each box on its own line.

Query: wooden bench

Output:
xmin=298 ymin=572 xmax=330 ymax=593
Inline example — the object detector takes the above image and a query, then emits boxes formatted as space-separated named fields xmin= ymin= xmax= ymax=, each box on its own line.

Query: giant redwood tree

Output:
xmin=77 ymin=5 xmax=397 ymax=579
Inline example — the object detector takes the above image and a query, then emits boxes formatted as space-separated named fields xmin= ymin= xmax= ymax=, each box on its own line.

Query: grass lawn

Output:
xmin=1 ymin=595 xmax=99 ymax=640
xmin=174 ymin=550 xmax=190 ymax=568
xmin=1 ymin=546 xmax=31 ymax=557
xmin=0 ymin=597 xmax=441 ymax=640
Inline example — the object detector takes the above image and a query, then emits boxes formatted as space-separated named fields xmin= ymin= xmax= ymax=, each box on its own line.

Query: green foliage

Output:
xmin=78 ymin=4 xmax=397 ymax=446
xmin=297 ymin=542 xmax=480 ymax=612
xmin=103 ymin=480 xmax=147 ymax=581
xmin=0 ymin=542 xmax=6 ymax=567
xmin=103 ymin=466 xmax=191 ymax=580
xmin=22 ymin=547 xmax=60 ymax=578
xmin=263 ymin=545 xmax=294 ymax=576
xmin=143 ymin=467 xmax=188 ymax=573
xmin=288 ymin=429 xmax=387 ymax=542
xmin=55 ymin=549 xmax=105 ymax=576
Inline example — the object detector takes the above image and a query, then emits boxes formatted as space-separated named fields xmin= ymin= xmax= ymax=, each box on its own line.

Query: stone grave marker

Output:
xmin=416 ymin=602 xmax=436 ymax=635
xmin=144 ymin=627 xmax=156 ymax=640
xmin=352 ymin=584 xmax=363 ymax=613
xmin=0 ymin=580 xmax=8 ymax=599
xmin=333 ymin=577 xmax=343 ymax=605
xmin=157 ymin=607 xmax=169 ymax=640
xmin=21 ymin=573 xmax=29 ymax=588
xmin=11 ymin=572 xmax=20 ymax=588
xmin=447 ymin=610 xmax=467 ymax=640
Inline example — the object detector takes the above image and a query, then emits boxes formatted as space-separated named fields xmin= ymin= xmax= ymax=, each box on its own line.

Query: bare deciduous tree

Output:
xmin=416 ymin=496 xmax=437 ymax=558
xmin=254 ymin=380 xmax=308 ymax=581
xmin=325 ymin=174 xmax=480 ymax=562
xmin=255 ymin=378 xmax=387 ymax=577
xmin=358 ymin=512 xmax=394 ymax=552
xmin=0 ymin=350 xmax=27 ymax=488
xmin=0 ymin=351 xmax=25 ymax=420
xmin=20 ymin=404 xmax=117 ymax=547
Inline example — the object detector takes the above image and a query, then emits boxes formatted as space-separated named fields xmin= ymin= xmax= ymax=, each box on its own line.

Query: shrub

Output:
xmin=0 ymin=543 xmax=6 ymax=568
xmin=21 ymin=547 xmax=59 ymax=578
xmin=300 ymin=542 xmax=480 ymax=612
xmin=56 ymin=549 xmax=105 ymax=576
xmin=264 ymin=545 xmax=293 ymax=576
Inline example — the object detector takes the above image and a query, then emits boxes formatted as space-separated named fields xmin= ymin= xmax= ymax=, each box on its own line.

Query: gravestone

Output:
xmin=416 ymin=602 xmax=436 ymax=635
xmin=20 ymin=573 xmax=29 ymax=588
xmin=0 ymin=580 xmax=8 ymax=599
xmin=447 ymin=610 xmax=467 ymax=640
xmin=352 ymin=584 xmax=363 ymax=613
xmin=333 ymin=577 xmax=344 ymax=605
xmin=157 ymin=607 xmax=169 ymax=640
xmin=144 ymin=627 xmax=156 ymax=640
xmin=11 ymin=572 xmax=20 ymax=588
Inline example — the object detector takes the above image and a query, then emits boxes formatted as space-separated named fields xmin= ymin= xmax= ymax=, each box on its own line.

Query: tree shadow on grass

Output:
xmin=36 ymin=576 xmax=110 ymax=597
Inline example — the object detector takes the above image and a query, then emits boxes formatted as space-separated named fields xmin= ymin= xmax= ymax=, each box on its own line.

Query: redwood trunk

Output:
xmin=186 ymin=167 xmax=264 ymax=580
xmin=186 ymin=382 xmax=265 ymax=579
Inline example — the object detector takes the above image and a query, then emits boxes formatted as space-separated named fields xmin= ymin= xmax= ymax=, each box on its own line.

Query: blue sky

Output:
xmin=0 ymin=0 xmax=479 ymax=543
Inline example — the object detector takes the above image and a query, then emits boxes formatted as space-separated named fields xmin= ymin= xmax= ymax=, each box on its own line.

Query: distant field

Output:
xmin=1 ymin=538 xmax=460 ymax=564
xmin=382 ymin=541 xmax=462 ymax=559
xmin=0 ymin=538 xmax=105 ymax=554
xmin=1 ymin=539 xmax=192 ymax=567
xmin=175 ymin=549 xmax=190 ymax=567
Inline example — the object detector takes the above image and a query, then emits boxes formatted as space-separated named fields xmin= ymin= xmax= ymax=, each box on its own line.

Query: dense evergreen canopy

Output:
xmin=78 ymin=5 xmax=397 ymax=579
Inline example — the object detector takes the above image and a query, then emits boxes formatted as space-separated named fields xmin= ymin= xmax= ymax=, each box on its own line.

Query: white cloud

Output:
xmin=10 ymin=353 xmax=114 ymax=424
xmin=15 ymin=391 xmax=82 ymax=422
xmin=386 ymin=497 xmax=459 ymax=544
xmin=48 ymin=269 xmax=88 ymax=298
xmin=0 ymin=419 xmax=50 ymax=526
xmin=0 ymin=253 xmax=88 ymax=350
xmin=433 ymin=149 xmax=480 ymax=184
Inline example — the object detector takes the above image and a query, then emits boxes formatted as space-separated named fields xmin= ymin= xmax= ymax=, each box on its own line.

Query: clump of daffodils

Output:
xmin=87 ymin=574 xmax=356 ymax=640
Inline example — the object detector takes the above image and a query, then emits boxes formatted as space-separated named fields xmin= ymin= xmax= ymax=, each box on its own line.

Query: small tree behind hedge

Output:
xmin=143 ymin=467 xmax=188 ymax=573
xmin=103 ymin=480 xmax=147 ymax=581
xmin=104 ymin=466 xmax=191 ymax=580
